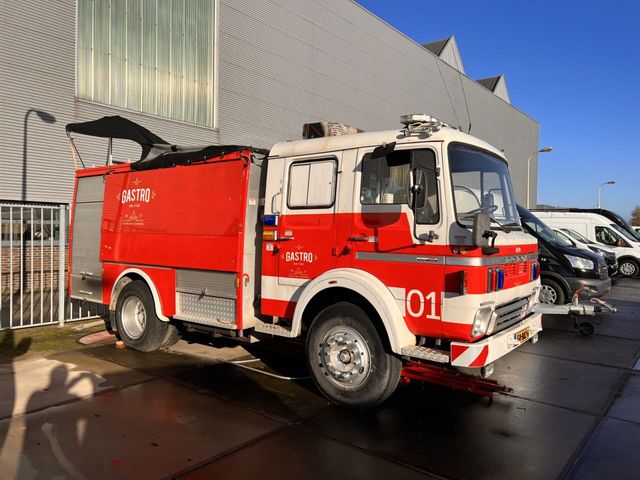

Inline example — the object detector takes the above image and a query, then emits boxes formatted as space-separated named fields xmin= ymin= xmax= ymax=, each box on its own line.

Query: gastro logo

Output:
xmin=285 ymin=251 xmax=314 ymax=263
xmin=121 ymin=187 xmax=151 ymax=204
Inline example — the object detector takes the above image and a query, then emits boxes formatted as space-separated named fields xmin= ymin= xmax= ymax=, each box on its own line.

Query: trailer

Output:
xmin=66 ymin=114 xmax=551 ymax=407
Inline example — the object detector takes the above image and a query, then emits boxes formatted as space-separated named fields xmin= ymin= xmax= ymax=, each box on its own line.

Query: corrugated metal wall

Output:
xmin=0 ymin=0 xmax=538 ymax=206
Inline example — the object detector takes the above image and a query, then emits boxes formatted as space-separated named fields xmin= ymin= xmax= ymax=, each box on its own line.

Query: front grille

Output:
xmin=493 ymin=295 xmax=531 ymax=332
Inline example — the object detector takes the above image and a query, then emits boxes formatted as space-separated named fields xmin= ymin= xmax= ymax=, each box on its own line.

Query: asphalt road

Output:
xmin=1 ymin=278 xmax=638 ymax=479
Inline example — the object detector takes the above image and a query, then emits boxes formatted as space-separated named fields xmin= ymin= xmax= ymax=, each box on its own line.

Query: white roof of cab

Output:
xmin=268 ymin=125 xmax=505 ymax=161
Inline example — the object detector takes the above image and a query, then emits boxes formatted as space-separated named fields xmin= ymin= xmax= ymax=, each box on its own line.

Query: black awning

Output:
xmin=66 ymin=115 xmax=269 ymax=170
xmin=66 ymin=115 xmax=169 ymax=161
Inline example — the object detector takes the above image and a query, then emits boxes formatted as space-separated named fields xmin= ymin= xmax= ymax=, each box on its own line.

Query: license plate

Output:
xmin=515 ymin=327 xmax=531 ymax=343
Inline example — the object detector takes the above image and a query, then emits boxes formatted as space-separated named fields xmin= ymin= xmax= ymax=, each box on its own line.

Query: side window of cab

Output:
xmin=360 ymin=148 xmax=439 ymax=224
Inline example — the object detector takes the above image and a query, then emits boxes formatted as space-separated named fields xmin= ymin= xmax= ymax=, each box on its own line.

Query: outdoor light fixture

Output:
xmin=526 ymin=146 xmax=553 ymax=208
xmin=22 ymin=108 xmax=57 ymax=201
xmin=596 ymin=180 xmax=616 ymax=208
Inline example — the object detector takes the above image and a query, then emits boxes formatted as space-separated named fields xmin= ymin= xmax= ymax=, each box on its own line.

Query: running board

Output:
xmin=401 ymin=345 xmax=450 ymax=363
xmin=253 ymin=320 xmax=296 ymax=338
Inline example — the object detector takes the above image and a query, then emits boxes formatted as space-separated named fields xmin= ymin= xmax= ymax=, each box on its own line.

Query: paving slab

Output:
xmin=492 ymin=350 xmax=625 ymax=414
xmin=518 ymin=328 xmax=640 ymax=368
xmin=607 ymin=372 xmax=640 ymax=424
xmin=182 ymin=425 xmax=436 ymax=480
xmin=83 ymin=343 xmax=216 ymax=377
xmin=0 ymin=351 xmax=150 ymax=419
xmin=302 ymin=384 xmax=596 ymax=480
xmin=567 ymin=418 xmax=640 ymax=480
xmin=0 ymin=378 xmax=283 ymax=480
xmin=174 ymin=361 xmax=330 ymax=423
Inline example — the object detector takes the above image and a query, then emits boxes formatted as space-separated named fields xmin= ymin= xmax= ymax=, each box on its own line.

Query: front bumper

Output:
xmin=450 ymin=313 xmax=542 ymax=368
xmin=567 ymin=276 xmax=611 ymax=298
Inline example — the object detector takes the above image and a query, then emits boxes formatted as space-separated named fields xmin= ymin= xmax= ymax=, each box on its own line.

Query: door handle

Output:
xmin=348 ymin=236 xmax=373 ymax=242
xmin=280 ymin=236 xmax=295 ymax=241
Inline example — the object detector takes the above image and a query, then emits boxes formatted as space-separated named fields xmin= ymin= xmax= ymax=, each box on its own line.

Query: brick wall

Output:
xmin=0 ymin=244 xmax=68 ymax=293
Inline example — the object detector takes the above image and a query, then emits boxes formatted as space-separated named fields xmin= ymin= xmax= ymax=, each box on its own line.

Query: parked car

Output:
xmin=532 ymin=210 xmax=640 ymax=278
xmin=518 ymin=206 xmax=610 ymax=304
xmin=552 ymin=227 xmax=618 ymax=277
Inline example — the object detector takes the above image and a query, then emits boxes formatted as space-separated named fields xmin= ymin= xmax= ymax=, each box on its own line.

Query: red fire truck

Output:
xmin=67 ymin=114 xmax=545 ymax=407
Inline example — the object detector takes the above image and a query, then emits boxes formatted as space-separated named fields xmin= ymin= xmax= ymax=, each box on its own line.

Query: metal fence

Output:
xmin=0 ymin=203 xmax=106 ymax=330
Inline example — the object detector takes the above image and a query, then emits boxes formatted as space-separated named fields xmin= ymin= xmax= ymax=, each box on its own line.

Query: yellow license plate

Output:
xmin=515 ymin=327 xmax=531 ymax=343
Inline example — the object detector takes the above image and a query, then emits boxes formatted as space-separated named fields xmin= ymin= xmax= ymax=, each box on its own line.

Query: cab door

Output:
xmin=276 ymin=153 xmax=341 ymax=286
xmin=347 ymin=144 xmax=447 ymax=337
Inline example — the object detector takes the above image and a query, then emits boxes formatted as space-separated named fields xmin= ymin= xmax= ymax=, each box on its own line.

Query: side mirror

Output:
xmin=473 ymin=212 xmax=498 ymax=255
xmin=408 ymin=167 xmax=427 ymax=209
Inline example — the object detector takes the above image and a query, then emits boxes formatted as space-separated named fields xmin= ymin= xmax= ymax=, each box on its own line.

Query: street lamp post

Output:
xmin=596 ymin=180 xmax=616 ymax=208
xmin=526 ymin=146 xmax=553 ymax=208
xmin=22 ymin=108 xmax=57 ymax=201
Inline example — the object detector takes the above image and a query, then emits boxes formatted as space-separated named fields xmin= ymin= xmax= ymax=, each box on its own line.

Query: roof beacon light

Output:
xmin=400 ymin=114 xmax=446 ymax=136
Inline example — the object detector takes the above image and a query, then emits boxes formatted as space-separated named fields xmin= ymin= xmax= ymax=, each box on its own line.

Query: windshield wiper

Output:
xmin=488 ymin=217 xmax=511 ymax=233
xmin=458 ymin=213 xmax=512 ymax=233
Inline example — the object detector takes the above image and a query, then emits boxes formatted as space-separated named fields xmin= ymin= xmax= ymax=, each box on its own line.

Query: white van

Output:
xmin=532 ymin=211 xmax=640 ymax=278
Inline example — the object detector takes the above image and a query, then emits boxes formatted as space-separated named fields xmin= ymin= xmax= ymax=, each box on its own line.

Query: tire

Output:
xmin=578 ymin=322 xmax=594 ymax=336
xmin=306 ymin=302 xmax=402 ymax=408
xmin=618 ymin=258 xmax=639 ymax=278
xmin=115 ymin=280 xmax=171 ymax=352
xmin=161 ymin=324 xmax=181 ymax=348
xmin=539 ymin=278 xmax=566 ymax=305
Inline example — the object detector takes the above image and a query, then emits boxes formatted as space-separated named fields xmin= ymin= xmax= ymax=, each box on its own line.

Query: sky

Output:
xmin=356 ymin=0 xmax=640 ymax=221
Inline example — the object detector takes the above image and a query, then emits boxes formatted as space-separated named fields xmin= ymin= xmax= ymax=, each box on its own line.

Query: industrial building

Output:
xmin=1 ymin=0 xmax=539 ymax=207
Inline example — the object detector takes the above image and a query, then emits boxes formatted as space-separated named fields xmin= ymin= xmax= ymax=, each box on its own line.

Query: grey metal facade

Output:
xmin=0 ymin=0 xmax=538 ymax=206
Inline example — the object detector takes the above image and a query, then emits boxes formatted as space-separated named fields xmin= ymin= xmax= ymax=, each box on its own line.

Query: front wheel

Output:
xmin=618 ymin=258 xmax=639 ymax=278
xmin=115 ymin=280 xmax=173 ymax=352
xmin=306 ymin=302 xmax=401 ymax=408
xmin=539 ymin=278 xmax=566 ymax=305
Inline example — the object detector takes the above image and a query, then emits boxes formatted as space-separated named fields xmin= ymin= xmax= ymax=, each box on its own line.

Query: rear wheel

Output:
xmin=540 ymin=278 xmax=566 ymax=305
xmin=306 ymin=302 xmax=401 ymax=408
xmin=618 ymin=258 xmax=639 ymax=278
xmin=115 ymin=280 xmax=172 ymax=352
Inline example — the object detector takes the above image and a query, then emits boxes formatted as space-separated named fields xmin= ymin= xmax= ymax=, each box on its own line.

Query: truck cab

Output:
xmin=260 ymin=115 xmax=542 ymax=404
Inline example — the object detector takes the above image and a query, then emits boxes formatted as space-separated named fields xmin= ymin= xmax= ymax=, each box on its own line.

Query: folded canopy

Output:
xmin=66 ymin=115 xmax=268 ymax=170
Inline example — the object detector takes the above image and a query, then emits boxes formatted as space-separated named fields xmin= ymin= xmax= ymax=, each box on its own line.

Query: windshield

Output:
xmin=518 ymin=207 xmax=573 ymax=247
xmin=449 ymin=144 xmax=520 ymax=228
xmin=554 ymin=229 xmax=577 ymax=246
xmin=562 ymin=228 xmax=594 ymax=245
xmin=610 ymin=223 xmax=639 ymax=243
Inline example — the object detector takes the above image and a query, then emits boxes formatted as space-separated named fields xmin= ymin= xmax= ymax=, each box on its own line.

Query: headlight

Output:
xmin=564 ymin=254 xmax=594 ymax=270
xmin=471 ymin=307 xmax=494 ymax=338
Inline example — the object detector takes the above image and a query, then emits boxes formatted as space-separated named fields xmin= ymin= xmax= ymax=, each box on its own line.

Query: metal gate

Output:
xmin=0 ymin=203 xmax=107 ymax=330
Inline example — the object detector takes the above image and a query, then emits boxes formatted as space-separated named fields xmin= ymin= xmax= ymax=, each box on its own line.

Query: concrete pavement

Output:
xmin=0 ymin=278 xmax=638 ymax=479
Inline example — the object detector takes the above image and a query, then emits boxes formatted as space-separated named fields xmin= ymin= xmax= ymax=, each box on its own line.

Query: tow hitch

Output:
xmin=533 ymin=284 xmax=617 ymax=336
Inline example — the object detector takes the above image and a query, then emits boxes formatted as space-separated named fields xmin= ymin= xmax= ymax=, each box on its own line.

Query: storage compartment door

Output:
xmin=71 ymin=176 xmax=104 ymax=302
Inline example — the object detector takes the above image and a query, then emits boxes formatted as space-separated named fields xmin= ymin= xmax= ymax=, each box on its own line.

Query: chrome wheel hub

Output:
xmin=540 ymin=285 xmax=558 ymax=304
xmin=121 ymin=296 xmax=147 ymax=340
xmin=318 ymin=326 xmax=370 ymax=388
xmin=620 ymin=262 xmax=637 ymax=276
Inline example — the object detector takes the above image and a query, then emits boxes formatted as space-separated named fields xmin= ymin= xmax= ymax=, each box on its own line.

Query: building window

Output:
xmin=77 ymin=0 xmax=216 ymax=127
